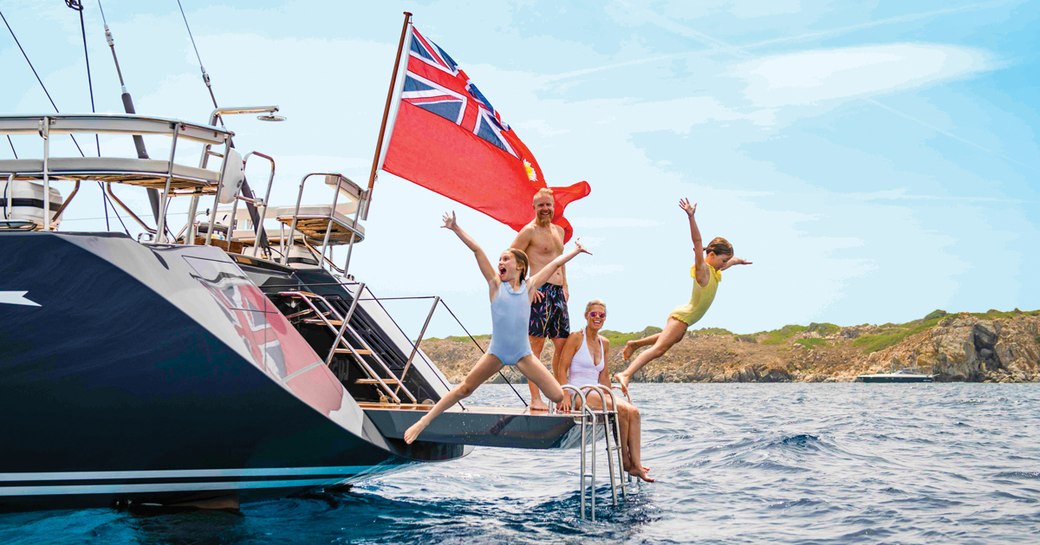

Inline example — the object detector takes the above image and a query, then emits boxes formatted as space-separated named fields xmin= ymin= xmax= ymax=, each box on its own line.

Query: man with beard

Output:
xmin=510 ymin=188 xmax=570 ymax=411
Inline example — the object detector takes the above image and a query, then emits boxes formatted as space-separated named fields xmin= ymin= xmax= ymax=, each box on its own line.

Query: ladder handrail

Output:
xmin=393 ymin=295 xmax=439 ymax=399
xmin=285 ymin=291 xmax=403 ymax=404
xmin=563 ymin=385 xmax=598 ymax=521
xmin=278 ymin=289 xmax=418 ymax=404
xmin=581 ymin=384 xmax=627 ymax=505
xmin=324 ymin=283 xmax=365 ymax=367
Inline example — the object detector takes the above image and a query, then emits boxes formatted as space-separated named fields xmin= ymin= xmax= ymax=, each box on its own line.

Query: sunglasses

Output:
xmin=588 ymin=312 xmax=606 ymax=319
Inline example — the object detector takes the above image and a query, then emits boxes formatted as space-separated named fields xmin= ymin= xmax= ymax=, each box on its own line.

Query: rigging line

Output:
xmin=174 ymin=0 xmax=269 ymax=253
xmin=96 ymin=0 xmax=108 ymax=25
xmin=98 ymin=181 xmax=111 ymax=231
xmin=69 ymin=1 xmax=113 ymax=230
xmin=70 ymin=1 xmax=101 ymax=157
xmin=175 ymin=0 xmax=205 ymax=71
xmin=5 ymin=136 xmax=17 ymax=159
xmin=0 ymin=9 xmax=86 ymax=157
xmin=107 ymin=192 xmax=131 ymax=235
xmin=175 ymin=0 xmax=221 ymax=120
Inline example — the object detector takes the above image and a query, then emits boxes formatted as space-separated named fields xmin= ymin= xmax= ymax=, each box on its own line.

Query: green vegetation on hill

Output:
xmin=444 ymin=334 xmax=490 ymax=343
xmin=805 ymin=322 xmax=841 ymax=336
xmin=851 ymin=309 xmax=1040 ymax=354
xmin=600 ymin=326 xmax=662 ymax=347
xmin=975 ymin=308 xmax=1040 ymax=319
xmin=759 ymin=324 xmax=808 ymax=345
xmin=795 ymin=338 xmax=829 ymax=349
xmin=852 ymin=317 xmax=946 ymax=353
xmin=691 ymin=327 xmax=733 ymax=336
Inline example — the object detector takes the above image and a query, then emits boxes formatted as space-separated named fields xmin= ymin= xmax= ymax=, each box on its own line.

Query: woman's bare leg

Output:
xmin=587 ymin=396 xmax=652 ymax=481
xmin=404 ymin=353 xmax=504 ymax=444
xmin=621 ymin=401 xmax=654 ymax=482
xmin=516 ymin=354 xmax=565 ymax=404
xmin=615 ymin=401 xmax=632 ymax=471
xmin=614 ymin=317 xmax=688 ymax=396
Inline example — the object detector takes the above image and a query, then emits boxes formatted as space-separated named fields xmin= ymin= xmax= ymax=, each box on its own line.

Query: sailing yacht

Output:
xmin=0 ymin=112 xmax=586 ymax=510
xmin=0 ymin=3 xmax=632 ymax=511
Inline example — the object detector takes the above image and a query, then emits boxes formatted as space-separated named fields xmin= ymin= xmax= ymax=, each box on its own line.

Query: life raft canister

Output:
xmin=0 ymin=180 xmax=63 ymax=230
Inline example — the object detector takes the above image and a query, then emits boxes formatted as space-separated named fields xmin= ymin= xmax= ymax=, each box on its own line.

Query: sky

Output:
xmin=2 ymin=1 xmax=1038 ymax=338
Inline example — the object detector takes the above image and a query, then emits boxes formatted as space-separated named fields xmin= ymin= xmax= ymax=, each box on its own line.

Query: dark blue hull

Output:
xmin=0 ymin=232 xmax=462 ymax=511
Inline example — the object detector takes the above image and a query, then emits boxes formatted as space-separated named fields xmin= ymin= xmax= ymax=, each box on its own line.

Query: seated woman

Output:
xmin=557 ymin=300 xmax=654 ymax=482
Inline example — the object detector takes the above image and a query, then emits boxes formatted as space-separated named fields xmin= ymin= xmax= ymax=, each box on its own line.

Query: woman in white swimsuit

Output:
xmin=557 ymin=300 xmax=654 ymax=482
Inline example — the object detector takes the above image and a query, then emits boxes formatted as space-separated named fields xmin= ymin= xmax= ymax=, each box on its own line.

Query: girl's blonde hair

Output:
xmin=704 ymin=236 xmax=733 ymax=256
xmin=508 ymin=248 xmax=530 ymax=280
xmin=585 ymin=299 xmax=606 ymax=314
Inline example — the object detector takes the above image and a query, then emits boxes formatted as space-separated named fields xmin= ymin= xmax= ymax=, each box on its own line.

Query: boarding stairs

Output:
xmin=562 ymin=384 xmax=630 ymax=521
xmin=277 ymin=288 xmax=418 ymax=405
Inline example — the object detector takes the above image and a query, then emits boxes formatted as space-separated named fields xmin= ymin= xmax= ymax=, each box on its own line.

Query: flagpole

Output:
xmin=363 ymin=11 xmax=412 ymax=220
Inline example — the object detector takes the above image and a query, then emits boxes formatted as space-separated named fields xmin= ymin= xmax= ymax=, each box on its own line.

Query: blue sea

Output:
xmin=1 ymin=383 xmax=1038 ymax=544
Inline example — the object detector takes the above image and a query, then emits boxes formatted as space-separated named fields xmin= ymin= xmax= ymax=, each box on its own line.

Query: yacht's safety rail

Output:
xmin=213 ymin=172 xmax=366 ymax=275
xmin=0 ymin=114 xmax=235 ymax=239
xmin=0 ymin=114 xmax=372 ymax=278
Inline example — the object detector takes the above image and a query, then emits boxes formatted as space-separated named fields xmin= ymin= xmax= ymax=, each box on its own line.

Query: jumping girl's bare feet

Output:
xmin=622 ymin=340 xmax=636 ymax=361
xmin=613 ymin=372 xmax=631 ymax=398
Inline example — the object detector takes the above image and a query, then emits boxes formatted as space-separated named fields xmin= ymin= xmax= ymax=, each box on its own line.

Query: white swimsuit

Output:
xmin=567 ymin=329 xmax=604 ymax=387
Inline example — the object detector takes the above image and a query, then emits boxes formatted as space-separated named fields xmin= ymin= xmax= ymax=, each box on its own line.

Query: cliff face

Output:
xmin=866 ymin=314 xmax=1040 ymax=382
xmin=419 ymin=311 xmax=1040 ymax=383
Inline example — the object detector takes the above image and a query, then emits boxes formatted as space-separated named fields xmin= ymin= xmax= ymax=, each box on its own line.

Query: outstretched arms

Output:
xmin=720 ymin=257 xmax=752 ymax=270
xmin=442 ymin=212 xmax=498 ymax=287
xmin=680 ymin=198 xmax=710 ymax=287
xmin=528 ymin=239 xmax=590 ymax=295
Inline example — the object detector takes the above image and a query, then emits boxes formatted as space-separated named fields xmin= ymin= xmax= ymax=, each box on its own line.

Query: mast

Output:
xmin=363 ymin=11 xmax=413 ymax=220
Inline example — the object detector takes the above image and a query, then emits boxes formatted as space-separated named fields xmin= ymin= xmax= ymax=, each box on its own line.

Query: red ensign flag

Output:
xmin=381 ymin=25 xmax=589 ymax=241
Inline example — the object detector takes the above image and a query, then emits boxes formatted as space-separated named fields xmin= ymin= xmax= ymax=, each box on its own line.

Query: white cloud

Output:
xmin=734 ymin=43 xmax=997 ymax=107
xmin=570 ymin=216 xmax=664 ymax=229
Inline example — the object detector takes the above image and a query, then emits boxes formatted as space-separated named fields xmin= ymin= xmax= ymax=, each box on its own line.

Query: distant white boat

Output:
xmin=856 ymin=368 xmax=934 ymax=383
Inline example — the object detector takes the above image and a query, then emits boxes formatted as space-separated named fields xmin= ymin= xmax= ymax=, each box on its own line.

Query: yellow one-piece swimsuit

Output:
xmin=669 ymin=263 xmax=722 ymax=327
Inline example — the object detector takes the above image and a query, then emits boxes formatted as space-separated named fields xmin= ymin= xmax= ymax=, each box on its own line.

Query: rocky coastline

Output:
xmin=419 ymin=309 xmax=1040 ymax=384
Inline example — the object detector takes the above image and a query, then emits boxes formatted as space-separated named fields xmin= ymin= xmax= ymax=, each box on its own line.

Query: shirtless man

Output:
xmin=510 ymin=188 xmax=570 ymax=412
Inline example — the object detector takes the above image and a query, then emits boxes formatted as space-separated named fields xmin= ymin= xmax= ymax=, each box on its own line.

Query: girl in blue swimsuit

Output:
xmin=405 ymin=211 xmax=590 ymax=444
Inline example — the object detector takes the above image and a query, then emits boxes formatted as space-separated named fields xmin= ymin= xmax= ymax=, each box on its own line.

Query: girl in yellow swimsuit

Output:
xmin=613 ymin=198 xmax=751 ymax=396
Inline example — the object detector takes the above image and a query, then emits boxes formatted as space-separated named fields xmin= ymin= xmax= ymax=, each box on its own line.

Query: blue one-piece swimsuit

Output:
xmin=487 ymin=281 xmax=533 ymax=366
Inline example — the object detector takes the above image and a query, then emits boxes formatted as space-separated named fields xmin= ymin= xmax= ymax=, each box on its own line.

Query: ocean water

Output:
xmin=1 ymin=383 xmax=1038 ymax=544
